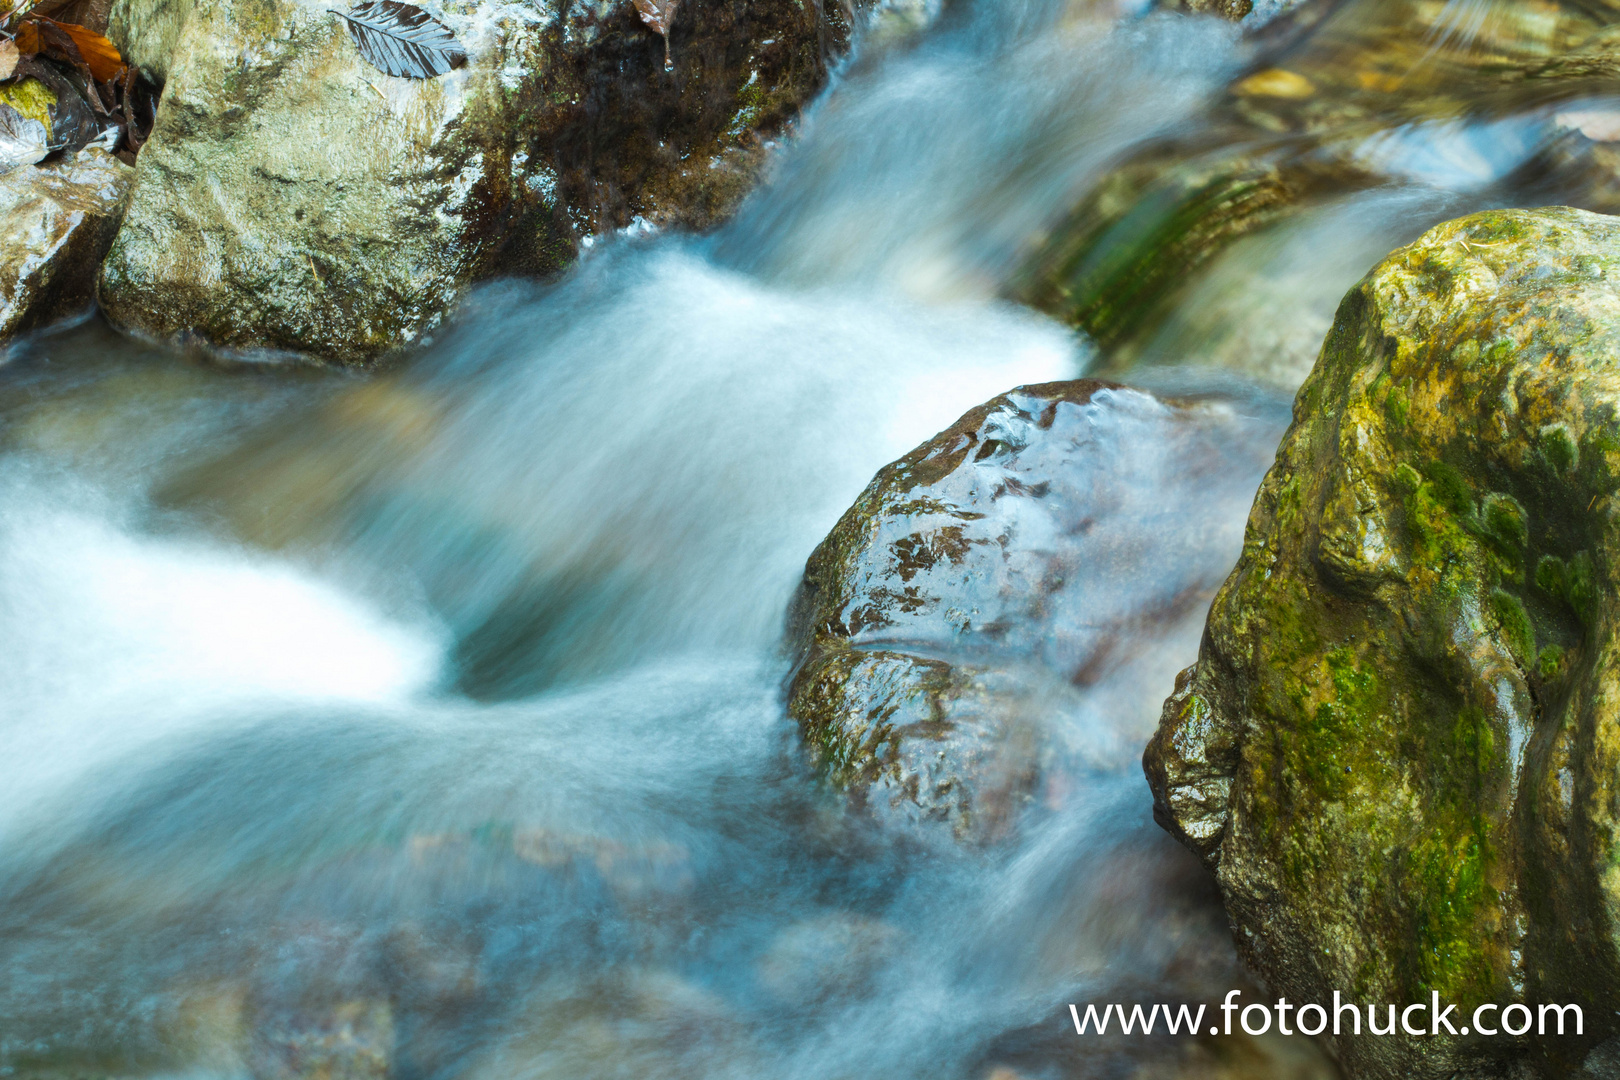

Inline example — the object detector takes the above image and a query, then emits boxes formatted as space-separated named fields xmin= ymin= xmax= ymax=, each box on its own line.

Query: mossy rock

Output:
xmin=787 ymin=378 xmax=1284 ymax=844
xmin=0 ymin=77 xmax=58 ymax=134
xmin=1145 ymin=206 xmax=1620 ymax=1078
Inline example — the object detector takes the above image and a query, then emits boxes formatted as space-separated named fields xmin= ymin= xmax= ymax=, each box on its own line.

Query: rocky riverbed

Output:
xmin=8 ymin=0 xmax=1620 ymax=1079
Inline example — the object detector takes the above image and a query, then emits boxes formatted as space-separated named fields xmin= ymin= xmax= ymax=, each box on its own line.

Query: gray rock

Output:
xmin=100 ymin=0 xmax=849 ymax=364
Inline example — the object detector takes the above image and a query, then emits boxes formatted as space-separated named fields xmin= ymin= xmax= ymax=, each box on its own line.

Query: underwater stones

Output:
xmin=98 ymin=0 xmax=846 ymax=365
xmin=1144 ymin=207 xmax=1620 ymax=1079
xmin=786 ymin=379 xmax=1284 ymax=845
xmin=1019 ymin=0 xmax=1620 ymax=390
xmin=0 ymin=148 xmax=133 ymax=342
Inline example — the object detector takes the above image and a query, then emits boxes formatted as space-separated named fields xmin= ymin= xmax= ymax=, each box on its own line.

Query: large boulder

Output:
xmin=786 ymin=379 xmax=1284 ymax=844
xmin=1 ymin=148 xmax=134 ymax=342
xmin=98 ymin=0 xmax=847 ymax=364
xmin=1146 ymin=207 xmax=1620 ymax=1078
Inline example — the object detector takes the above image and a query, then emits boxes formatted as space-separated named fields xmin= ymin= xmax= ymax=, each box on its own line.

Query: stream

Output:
xmin=2 ymin=0 xmax=1614 ymax=1076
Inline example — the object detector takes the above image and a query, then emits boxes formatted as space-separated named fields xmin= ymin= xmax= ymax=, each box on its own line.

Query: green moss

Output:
xmin=1386 ymin=381 xmax=1411 ymax=428
xmin=1296 ymin=646 xmax=1384 ymax=804
xmin=1538 ymin=550 xmax=1596 ymax=622
xmin=1408 ymin=820 xmax=1494 ymax=1000
xmin=0 ymin=78 xmax=57 ymax=136
xmin=1428 ymin=461 xmax=1476 ymax=518
xmin=1490 ymin=589 xmax=1534 ymax=665
xmin=1540 ymin=423 xmax=1579 ymax=475
xmin=1536 ymin=553 xmax=1567 ymax=596
xmin=1537 ymin=643 xmax=1566 ymax=679
xmin=1568 ymin=550 xmax=1597 ymax=622
xmin=1403 ymin=465 xmax=1479 ymax=573
xmin=1479 ymin=493 xmax=1527 ymax=571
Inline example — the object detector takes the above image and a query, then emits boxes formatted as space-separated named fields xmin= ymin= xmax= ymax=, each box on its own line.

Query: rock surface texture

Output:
xmin=786 ymin=379 xmax=1284 ymax=844
xmin=99 ymin=0 xmax=847 ymax=364
xmin=0 ymin=149 xmax=134 ymax=341
xmin=1146 ymin=207 xmax=1620 ymax=1078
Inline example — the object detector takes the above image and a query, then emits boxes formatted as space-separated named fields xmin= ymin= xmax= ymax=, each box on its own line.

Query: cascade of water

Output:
xmin=4 ymin=0 xmax=1617 ymax=1075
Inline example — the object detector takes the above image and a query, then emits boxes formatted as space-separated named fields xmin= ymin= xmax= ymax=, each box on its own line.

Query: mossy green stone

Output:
xmin=1145 ymin=207 xmax=1620 ymax=1078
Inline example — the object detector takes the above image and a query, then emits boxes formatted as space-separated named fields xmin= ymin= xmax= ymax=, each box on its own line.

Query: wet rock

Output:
xmin=786 ymin=379 xmax=1284 ymax=844
xmin=99 ymin=0 xmax=850 ymax=365
xmin=250 ymin=998 xmax=394 ymax=1080
xmin=1145 ymin=207 xmax=1620 ymax=1078
xmin=1017 ymin=0 xmax=1620 ymax=390
xmin=0 ymin=148 xmax=133 ymax=342
xmin=755 ymin=911 xmax=900 ymax=1004
xmin=460 ymin=968 xmax=762 ymax=1080
xmin=1167 ymin=0 xmax=1253 ymax=21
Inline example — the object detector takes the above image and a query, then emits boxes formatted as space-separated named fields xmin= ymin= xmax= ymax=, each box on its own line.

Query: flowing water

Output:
xmin=5 ymin=0 xmax=1620 ymax=1076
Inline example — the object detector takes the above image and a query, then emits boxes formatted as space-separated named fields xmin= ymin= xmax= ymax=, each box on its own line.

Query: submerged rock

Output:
xmin=786 ymin=379 xmax=1284 ymax=844
xmin=0 ymin=148 xmax=133 ymax=342
xmin=1018 ymin=0 xmax=1620 ymax=390
xmin=1146 ymin=207 xmax=1620 ymax=1078
xmin=99 ymin=0 xmax=849 ymax=364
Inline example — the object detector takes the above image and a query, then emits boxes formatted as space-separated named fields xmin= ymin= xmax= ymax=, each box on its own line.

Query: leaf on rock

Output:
xmin=328 ymin=1 xmax=467 ymax=79
xmin=12 ymin=19 xmax=39 ymax=54
xmin=632 ymin=0 xmax=677 ymax=70
xmin=41 ymin=17 xmax=124 ymax=81
xmin=0 ymin=101 xmax=49 ymax=174
xmin=0 ymin=38 xmax=17 ymax=80
xmin=29 ymin=0 xmax=112 ymax=34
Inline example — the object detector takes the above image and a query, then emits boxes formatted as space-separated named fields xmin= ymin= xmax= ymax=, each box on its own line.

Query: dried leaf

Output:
xmin=0 ymin=38 xmax=16 ymax=80
xmin=328 ymin=1 xmax=466 ymax=79
xmin=0 ymin=101 xmax=48 ymax=173
xmin=29 ymin=0 xmax=111 ymax=34
xmin=42 ymin=17 xmax=124 ymax=81
xmin=18 ymin=17 xmax=87 ymax=79
xmin=632 ymin=0 xmax=677 ymax=71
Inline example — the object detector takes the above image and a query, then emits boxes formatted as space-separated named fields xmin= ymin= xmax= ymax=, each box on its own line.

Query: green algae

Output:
xmin=1144 ymin=207 xmax=1620 ymax=1078
xmin=1490 ymin=588 xmax=1535 ymax=665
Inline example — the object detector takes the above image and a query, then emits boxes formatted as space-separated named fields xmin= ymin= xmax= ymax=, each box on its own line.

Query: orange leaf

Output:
xmin=40 ymin=17 xmax=124 ymax=81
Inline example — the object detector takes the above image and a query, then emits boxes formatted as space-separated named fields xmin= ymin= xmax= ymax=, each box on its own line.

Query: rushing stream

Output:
xmin=5 ymin=0 xmax=1620 ymax=1076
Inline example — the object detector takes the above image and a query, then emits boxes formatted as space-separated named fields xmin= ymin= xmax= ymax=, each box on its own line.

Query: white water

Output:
xmin=3 ymin=0 xmax=1591 ymax=1075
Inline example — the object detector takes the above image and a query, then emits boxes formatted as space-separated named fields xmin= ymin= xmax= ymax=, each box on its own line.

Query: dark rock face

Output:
xmin=98 ymin=0 xmax=850 ymax=365
xmin=786 ymin=379 xmax=1284 ymax=843
xmin=1145 ymin=207 xmax=1620 ymax=1079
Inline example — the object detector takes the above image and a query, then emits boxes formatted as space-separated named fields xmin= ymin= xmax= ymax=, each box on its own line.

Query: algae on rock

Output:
xmin=99 ymin=0 xmax=850 ymax=364
xmin=1146 ymin=206 xmax=1620 ymax=1078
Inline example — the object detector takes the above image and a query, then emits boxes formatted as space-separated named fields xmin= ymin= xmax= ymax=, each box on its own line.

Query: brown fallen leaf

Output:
xmin=29 ymin=0 xmax=111 ymax=34
xmin=632 ymin=0 xmax=676 ymax=71
xmin=12 ymin=19 xmax=39 ymax=54
xmin=39 ymin=16 xmax=124 ymax=81
xmin=0 ymin=38 xmax=17 ymax=81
